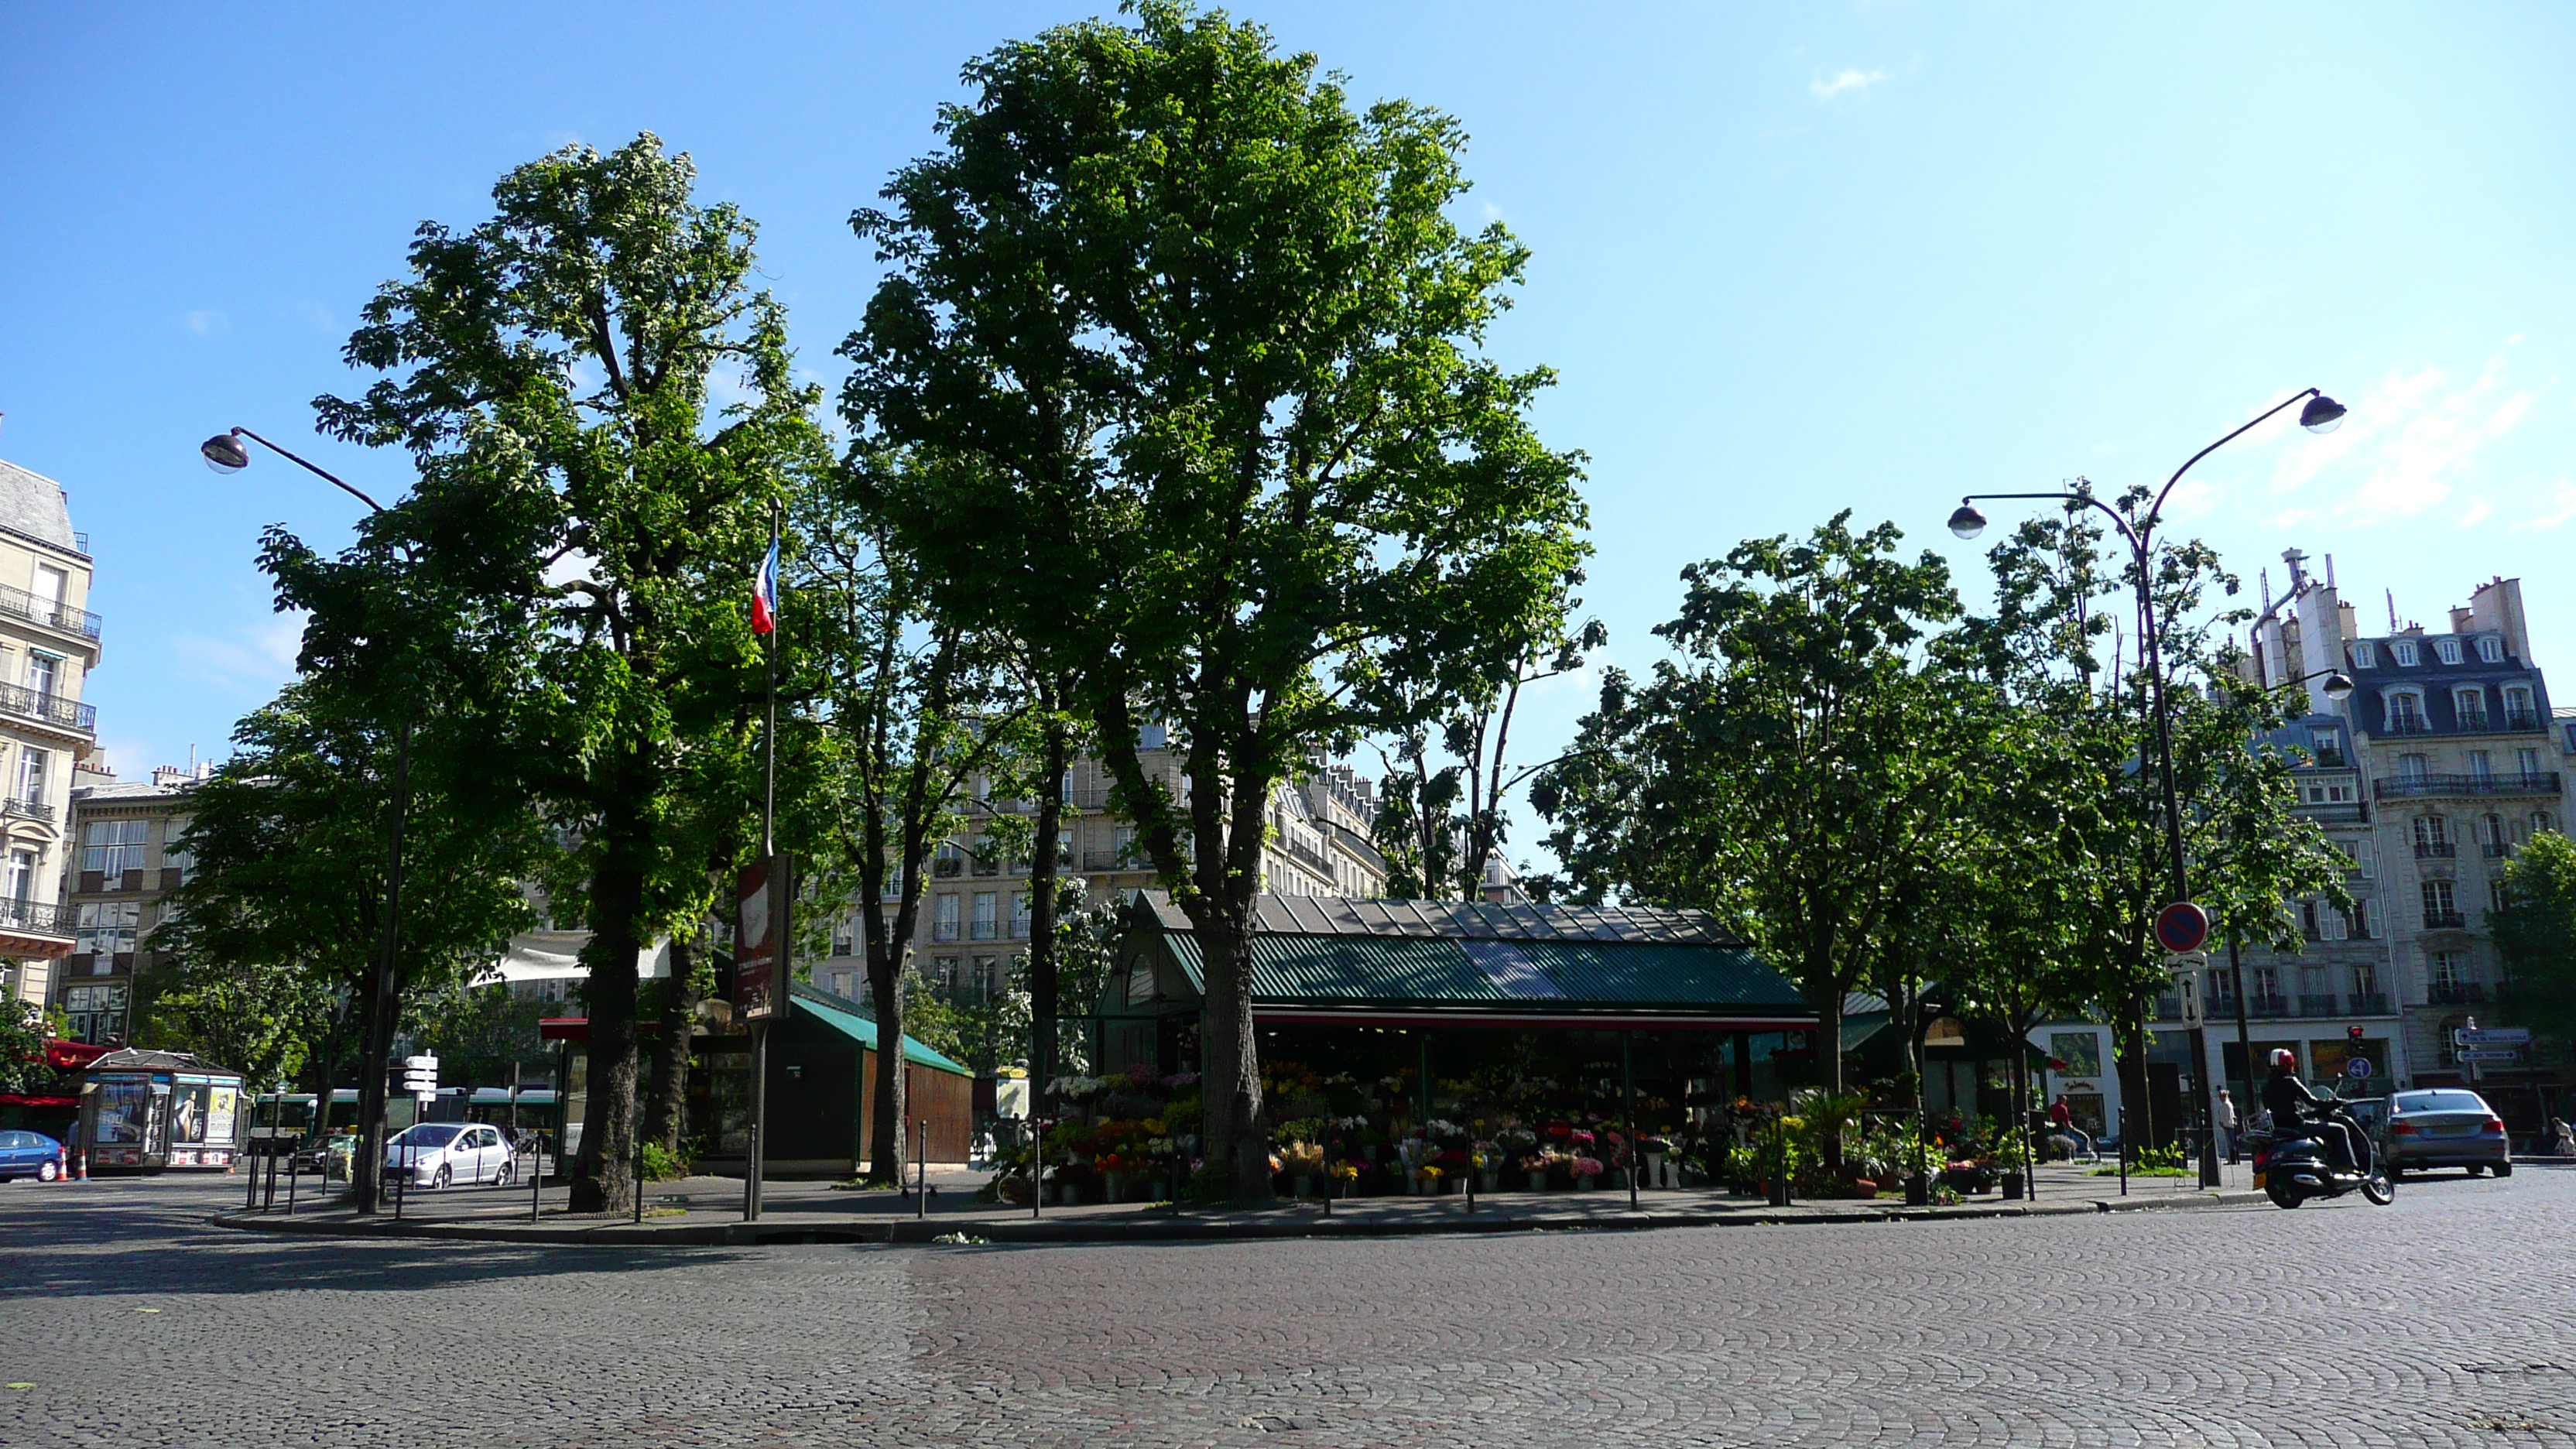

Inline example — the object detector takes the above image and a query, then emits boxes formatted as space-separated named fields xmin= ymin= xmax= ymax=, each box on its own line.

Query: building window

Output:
xmin=2352 ymin=963 xmax=2379 ymax=1005
xmin=2358 ymin=897 xmax=2380 ymax=939
xmin=2386 ymin=693 xmax=2427 ymax=733
xmin=2434 ymin=636 xmax=2463 ymax=665
xmin=2 ymin=848 xmax=32 ymax=904
xmin=2321 ymin=902 xmax=2348 ymax=941
xmin=2300 ymin=899 xmax=2321 ymax=939
xmin=1010 ymin=892 xmax=1032 ymax=940
xmin=2432 ymin=951 xmax=2468 ymax=995
xmin=2340 ymin=838 xmax=2375 ymax=877
xmin=63 ymin=983 xmax=125 ymax=1045
xmin=2252 ymin=965 xmax=2281 ymax=1004
xmin=2480 ymin=812 xmax=2508 ymax=856
xmin=83 ymin=819 xmax=148 ymax=876
xmin=930 ymin=955 xmax=961 ymax=990
xmin=2303 ymin=779 xmax=2357 ymax=805
xmin=2492 ymin=877 xmax=2509 ymax=913
xmin=2392 ymin=639 xmax=2420 ymax=667
xmin=75 ymin=902 xmax=139 ymax=957
xmin=933 ymin=842 xmax=964 ymax=879
xmin=2421 ymin=879 xmax=2460 ymax=927
xmin=2312 ymin=729 xmax=2345 ymax=766
xmin=15 ymin=747 xmax=46 ymax=805
xmin=2454 ymin=689 xmax=2489 ymax=731
xmin=970 ymin=890 xmax=999 ymax=940
xmin=971 ymin=837 xmax=1000 ymax=877
xmin=2413 ymin=815 xmax=2450 ymax=855
xmin=2352 ymin=641 xmax=2379 ymax=669
xmin=931 ymin=893 xmax=961 ymax=942
xmin=2535 ymin=810 xmax=2555 ymax=837
xmin=23 ymin=651 xmax=57 ymax=696
xmin=2480 ymin=635 xmax=2506 ymax=663
xmin=2468 ymin=750 xmax=2494 ymax=783
xmin=973 ymin=955 xmax=1001 ymax=997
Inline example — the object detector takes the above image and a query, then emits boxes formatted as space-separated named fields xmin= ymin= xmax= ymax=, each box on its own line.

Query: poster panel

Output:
xmin=735 ymin=854 xmax=791 ymax=1022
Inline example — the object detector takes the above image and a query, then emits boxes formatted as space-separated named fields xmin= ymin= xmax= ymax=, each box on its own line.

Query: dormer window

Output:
xmin=2312 ymin=729 xmax=2345 ymax=766
xmin=2385 ymin=690 xmax=2428 ymax=734
xmin=2435 ymin=637 xmax=2463 ymax=665
xmin=2505 ymin=686 xmax=2536 ymax=729
xmin=2352 ymin=641 xmax=2379 ymax=669
xmin=2454 ymin=687 xmax=2489 ymax=731
xmin=2479 ymin=635 xmax=2506 ymax=663
xmin=2392 ymin=639 xmax=2421 ymax=666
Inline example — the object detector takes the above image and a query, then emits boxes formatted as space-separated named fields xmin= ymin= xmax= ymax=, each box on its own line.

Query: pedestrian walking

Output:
xmin=2047 ymin=1094 xmax=2095 ymax=1163
xmin=2215 ymin=1087 xmax=2240 ymax=1163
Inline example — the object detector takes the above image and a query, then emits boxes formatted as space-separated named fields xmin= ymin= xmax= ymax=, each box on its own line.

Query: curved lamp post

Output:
xmin=1949 ymin=387 xmax=2348 ymax=1190
xmin=200 ymin=426 xmax=410 ymax=1216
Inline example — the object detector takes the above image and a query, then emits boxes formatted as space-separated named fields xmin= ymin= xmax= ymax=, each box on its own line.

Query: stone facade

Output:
xmin=0 ymin=458 xmax=98 ymax=1018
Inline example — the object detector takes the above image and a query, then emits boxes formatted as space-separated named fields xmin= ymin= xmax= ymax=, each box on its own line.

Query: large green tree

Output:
xmin=314 ymin=134 xmax=827 ymax=1213
xmin=1536 ymin=515 xmax=1978 ymax=1098
xmin=2492 ymin=830 xmax=2576 ymax=1063
xmin=843 ymin=3 xmax=1588 ymax=1197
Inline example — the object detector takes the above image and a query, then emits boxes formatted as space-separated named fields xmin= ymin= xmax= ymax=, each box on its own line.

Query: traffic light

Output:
xmin=2348 ymin=1025 xmax=2365 ymax=1044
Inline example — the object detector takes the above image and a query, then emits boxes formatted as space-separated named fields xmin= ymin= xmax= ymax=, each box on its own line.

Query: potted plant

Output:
xmin=1281 ymin=1139 xmax=1324 ymax=1199
xmin=1638 ymin=1134 xmax=1673 ymax=1189
xmin=1991 ymin=1129 xmax=2032 ymax=1198
xmin=1571 ymin=1155 xmax=1605 ymax=1190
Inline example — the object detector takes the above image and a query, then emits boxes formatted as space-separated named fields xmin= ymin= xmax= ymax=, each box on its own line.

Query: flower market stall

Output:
xmin=1036 ymin=892 xmax=1824 ymax=1203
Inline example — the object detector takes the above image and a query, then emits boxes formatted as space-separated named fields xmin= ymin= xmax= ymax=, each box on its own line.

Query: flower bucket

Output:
xmin=1643 ymin=1152 xmax=1666 ymax=1186
xmin=1607 ymin=1169 xmax=1628 ymax=1190
xmin=1524 ymin=1171 xmax=1547 ymax=1192
xmin=1292 ymin=1175 xmax=1313 ymax=1201
xmin=1103 ymin=1171 xmax=1125 ymax=1203
xmin=1575 ymin=1173 xmax=1597 ymax=1191
xmin=1479 ymin=1170 xmax=1500 ymax=1195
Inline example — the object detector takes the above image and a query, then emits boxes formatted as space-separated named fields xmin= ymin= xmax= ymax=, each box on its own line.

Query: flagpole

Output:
xmin=747 ymin=499 xmax=781 ymax=1223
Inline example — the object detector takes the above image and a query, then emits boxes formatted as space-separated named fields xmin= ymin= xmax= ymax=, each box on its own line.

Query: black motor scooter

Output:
xmin=2252 ymin=1093 xmax=2393 ymax=1210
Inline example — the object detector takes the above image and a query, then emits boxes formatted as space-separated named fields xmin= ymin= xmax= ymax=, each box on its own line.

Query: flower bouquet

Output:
xmin=1281 ymin=1139 xmax=1325 ymax=1197
xmin=1570 ymin=1155 xmax=1605 ymax=1189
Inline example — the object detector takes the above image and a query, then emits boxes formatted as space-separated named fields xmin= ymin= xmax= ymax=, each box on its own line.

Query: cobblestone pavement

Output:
xmin=5 ymin=1164 xmax=2575 ymax=1447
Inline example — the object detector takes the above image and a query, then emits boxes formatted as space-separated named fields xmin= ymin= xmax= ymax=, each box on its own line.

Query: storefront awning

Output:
xmin=792 ymin=987 xmax=970 ymax=1074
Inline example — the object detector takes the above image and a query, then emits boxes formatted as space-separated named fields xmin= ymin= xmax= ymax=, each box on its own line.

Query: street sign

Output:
xmin=2346 ymin=1057 xmax=2372 ymax=1079
xmin=2456 ymin=1046 xmax=2521 ymax=1064
xmin=2153 ymin=901 xmax=2211 ymax=956
xmin=2455 ymin=1026 xmax=2530 ymax=1047
xmin=734 ymin=855 xmax=792 ymax=1022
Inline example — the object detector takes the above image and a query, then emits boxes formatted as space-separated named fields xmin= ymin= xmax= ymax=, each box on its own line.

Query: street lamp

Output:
xmin=201 ymin=425 xmax=410 ymax=1215
xmin=1949 ymin=386 xmax=2348 ymax=1190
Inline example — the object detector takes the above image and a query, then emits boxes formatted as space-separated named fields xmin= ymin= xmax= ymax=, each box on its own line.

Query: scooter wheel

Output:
xmin=2361 ymin=1173 xmax=2395 ymax=1206
xmin=2266 ymin=1180 xmax=2306 ymax=1209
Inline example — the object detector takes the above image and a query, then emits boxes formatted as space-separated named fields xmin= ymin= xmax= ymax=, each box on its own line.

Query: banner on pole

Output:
xmin=735 ymin=855 xmax=792 ymax=1021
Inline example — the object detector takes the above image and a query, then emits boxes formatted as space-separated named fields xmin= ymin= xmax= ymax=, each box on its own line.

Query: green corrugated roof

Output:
xmin=1245 ymin=933 xmax=1503 ymax=1002
xmin=1507 ymin=941 xmax=1809 ymax=1009
xmin=791 ymin=988 xmax=969 ymax=1074
xmin=1841 ymin=1010 xmax=1893 ymax=1051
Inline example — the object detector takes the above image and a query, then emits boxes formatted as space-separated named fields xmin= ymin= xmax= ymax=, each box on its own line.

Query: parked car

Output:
xmin=2380 ymin=1088 xmax=2513 ymax=1179
xmin=0 ymin=1129 xmax=67 ymax=1182
xmin=382 ymin=1122 xmax=518 ymax=1190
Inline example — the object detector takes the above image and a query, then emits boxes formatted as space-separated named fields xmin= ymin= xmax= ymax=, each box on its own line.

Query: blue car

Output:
xmin=0 ymin=1129 xmax=66 ymax=1182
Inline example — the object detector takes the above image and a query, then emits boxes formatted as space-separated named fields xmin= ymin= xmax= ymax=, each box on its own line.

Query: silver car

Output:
xmin=2382 ymin=1088 xmax=2513 ymax=1179
xmin=383 ymin=1122 xmax=518 ymax=1190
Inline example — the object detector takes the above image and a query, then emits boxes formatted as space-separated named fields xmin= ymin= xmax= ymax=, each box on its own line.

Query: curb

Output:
xmin=208 ymin=1188 xmax=2260 ymax=1249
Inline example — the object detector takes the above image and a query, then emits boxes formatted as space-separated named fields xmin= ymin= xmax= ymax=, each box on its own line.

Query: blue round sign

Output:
xmin=2347 ymin=1057 xmax=2373 ymax=1080
xmin=2153 ymin=901 xmax=2211 ymax=956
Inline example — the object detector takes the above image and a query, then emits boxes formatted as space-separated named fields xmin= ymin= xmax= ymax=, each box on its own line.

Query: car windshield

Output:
xmin=2395 ymin=1091 xmax=2488 ymax=1114
xmin=392 ymin=1125 xmax=464 ymax=1147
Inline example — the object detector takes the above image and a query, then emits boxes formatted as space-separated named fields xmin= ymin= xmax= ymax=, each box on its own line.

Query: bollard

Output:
xmin=915 ymin=1119 xmax=929 ymax=1220
xmin=532 ymin=1130 xmax=544 ymax=1223
xmin=286 ymin=1146 xmax=299 ymax=1215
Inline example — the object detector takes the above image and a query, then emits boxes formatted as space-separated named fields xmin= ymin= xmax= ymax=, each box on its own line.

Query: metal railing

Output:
xmin=2383 ymin=716 xmax=2433 ymax=735
xmin=2424 ymin=910 xmax=2468 ymax=930
xmin=0 ymin=682 xmax=94 ymax=732
xmin=2430 ymin=982 xmax=2485 ymax=1005
xmin=0 ymin=582 xmax=101 ymax=642
xmin=2379 ymin=772 xmax=2561 ymax=800
xmin=2482 ymin=841 xmax=2513 ymax=858
xmin=2506 ymin=711 xmax=2541 ymax=731
xmin=2296 ymin=992 xmax=2341 ymax=1017
xmin=2249 ymin=995 xmax=2290 ymax=1019
xmin=2349 ymin=992 xmax=2391 ymax=1016
xmin=2415 ymin=840 xmax=2457 ymax=858
xmin=0 ymin=899 xmax=69 ymax=936
xmin=0 ymin=796 xmax=52 ymax=824
xmin=2457 ymin=711 xmax=2492 ymax=733
xmin=1081 ymin=850 xmax=1130 ymax=872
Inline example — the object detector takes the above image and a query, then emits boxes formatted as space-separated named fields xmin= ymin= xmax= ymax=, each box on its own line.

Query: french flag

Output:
xmin=752 ymin=539 xmax=779 ymax=635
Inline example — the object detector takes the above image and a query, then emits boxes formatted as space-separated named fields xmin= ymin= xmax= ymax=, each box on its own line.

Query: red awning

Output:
xmin=43 ymin=1039 xmax=109 ymax=1070
xmin=0 ymin=1094 xmax=78 ymax=1107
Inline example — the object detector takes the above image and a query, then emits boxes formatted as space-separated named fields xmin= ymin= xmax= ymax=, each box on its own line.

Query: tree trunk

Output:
xmin=642 ymin=937 xmax=701 ymax=1154
xmin=865 ymin=938 xmax=909 ymax=1185
xmin=1196 ymin=910 xmax=1269 ymax=1203
xmin=1028 ymin=726 xmax=1067 ymax=1111
xmin=569 ymin=799 xmax=647 ymax=1216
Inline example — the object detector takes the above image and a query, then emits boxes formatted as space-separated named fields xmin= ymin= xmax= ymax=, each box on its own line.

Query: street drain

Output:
xmin=1242 ymin=1416 xmax=1323 ymax=1433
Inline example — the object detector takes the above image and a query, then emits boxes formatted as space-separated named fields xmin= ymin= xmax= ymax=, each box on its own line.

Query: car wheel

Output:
xmin=2496 ymin=1162 xmax=2514 ymax=1178
xmin=432 ymin=1163 xmax=452 ymax=1190
xmin=37 ymin=1160 xmax=60 ymax=1183
xmin=2466 ymin=1163 xmax=2485 ymax=1177
xmin=492 ymin=1160 xmax=516 ymax=1189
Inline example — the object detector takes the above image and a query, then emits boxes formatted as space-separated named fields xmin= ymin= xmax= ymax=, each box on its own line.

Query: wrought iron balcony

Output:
xmin=2430 ymin=982 xmax=2486 ymax=1005
xmin=2249 ymin=995 xmax=2290 ymax=1019
xmin=0 ymin=582 xmax=101 ymax=643
xmin=0 ymin=899 xmax=68 ymax=936
xmin=2424 ymin=909 xmax=2468 ymax=930
xmin=0 ymin=796 xmax=52 ymax=824
xmin=2383 ymin=716 xmax=2434 ymax=736
xmin=0 ymin=682 xmax=93 ymax=733
xmin=2349 ymin=992 xmax=2391 ymax=1016
xmin=2483 ymin=841 xmax=2513 ymax=858
xmin=2506 ymin=711 xmax=2541 ymax=731
xmin=2379 ymin=772 xmax=2561 ymax=800
xmin=2416 ymin=841 xmax=2457 ymax=859
xmin=2297 ymin=992 xmax=2341 ymax=1017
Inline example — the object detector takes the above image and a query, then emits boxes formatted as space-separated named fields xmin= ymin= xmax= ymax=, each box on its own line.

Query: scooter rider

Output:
xmin=2263 ymin=1048 xmax=2358 ymax=1172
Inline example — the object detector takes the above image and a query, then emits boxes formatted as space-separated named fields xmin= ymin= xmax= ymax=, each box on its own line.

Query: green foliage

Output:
xmin=638 ymin=1138 xmax=698 ymax=1182
xmin=1534 ymin=514 xmax=1977 ymax=1094
xmin=310 ymin=132 xmax=831 ymax=1211
xmin=2492 ymin=831 xmax=2576 ymax=1056
xmin=845 ymin=2 xmax=1588 ymax=1198
xmin=409 ymin=982 xmax=551 ymax=1089
xmin=0 ymin=1000 xmax=49 ymax=1094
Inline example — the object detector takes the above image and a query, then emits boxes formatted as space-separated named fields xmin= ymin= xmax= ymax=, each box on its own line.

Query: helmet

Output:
xmin=2269 ymin=1048 xmax=2297 ymax=1071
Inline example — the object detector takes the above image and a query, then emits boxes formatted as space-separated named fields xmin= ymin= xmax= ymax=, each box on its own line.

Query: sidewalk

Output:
xmin=211 ymin=1157 xmax=2266 ymax=1247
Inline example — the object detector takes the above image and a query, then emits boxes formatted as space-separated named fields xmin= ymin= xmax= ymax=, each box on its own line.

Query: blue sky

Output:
xmin=5 ymin=4 xmax=2572 ymax=871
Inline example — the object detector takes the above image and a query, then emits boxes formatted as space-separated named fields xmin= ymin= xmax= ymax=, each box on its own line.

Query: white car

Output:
xmin=384 ymin=1122 xmax=517 ymax=1190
